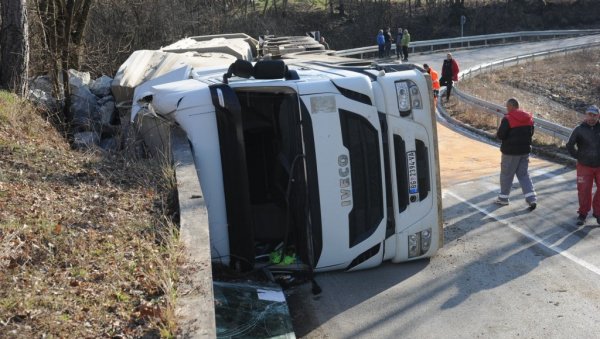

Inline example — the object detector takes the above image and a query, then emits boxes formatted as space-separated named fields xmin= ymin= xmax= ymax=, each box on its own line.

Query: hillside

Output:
xmin=0 ymin=92 xmax=178 ymax=338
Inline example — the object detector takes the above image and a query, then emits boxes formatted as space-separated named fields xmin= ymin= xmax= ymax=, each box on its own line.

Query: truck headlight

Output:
xmin=421 ymin=228 xmax=431 ymax=253
xmin=408 ymin=228 xmax=432 ymax=258
xmin=409 ymin=84 xmax=422 ymax=110
xmin=395 ymin=81 xmax=410 ymax=113
xmin=408 ymin=233 xmax=420 ymax=258
xmin=396 ymin=80 xmax=422 ymax=116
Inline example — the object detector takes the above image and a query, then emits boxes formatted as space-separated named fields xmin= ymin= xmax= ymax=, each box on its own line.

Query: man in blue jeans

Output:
xmin=495 ymin=98 xmax=537 ymax=211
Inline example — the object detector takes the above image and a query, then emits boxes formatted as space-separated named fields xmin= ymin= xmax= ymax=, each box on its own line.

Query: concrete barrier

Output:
xmin=171 ymin=127 xmax=216 ymax=338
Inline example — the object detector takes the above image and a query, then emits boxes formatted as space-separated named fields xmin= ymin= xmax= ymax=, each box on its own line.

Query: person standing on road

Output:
xmin=395 ymin=28 xmax=403 ymax=59
xmin=384 ymin=27 xmax=393 ymax=57
xmin=401 ymin=29 xmax=411 ymax=61
xmin=495 ymin=98 xmax=537 ymax=211
xmin=376 ymin=29 xmax=385 ymax=59
xmin=423 ymin=64 xmax=440 ymax=106
xmin=440 ymin=53 xmax=459 ymax=102
xmin=566 ymin=105 xmax=600 ymax=225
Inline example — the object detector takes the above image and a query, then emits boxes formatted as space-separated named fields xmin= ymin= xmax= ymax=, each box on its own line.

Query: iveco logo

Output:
xmin=338 ymin=155 xmax=352 ymax=207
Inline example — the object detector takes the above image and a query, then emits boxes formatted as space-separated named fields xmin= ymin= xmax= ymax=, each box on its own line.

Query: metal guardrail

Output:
xmin=454 ymin=88 xmax=573 ymax=142
xmin=334 ymin=29 xmax=600 ymax=59
xmin=454 ymin=41 xmax=600 ymax=142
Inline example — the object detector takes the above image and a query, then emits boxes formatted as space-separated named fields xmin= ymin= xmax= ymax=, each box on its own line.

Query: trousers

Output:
xmin=498 ymin=153 xmax=536 ymax=203
xmin=576 ymin=163 xmax=600 ymax=217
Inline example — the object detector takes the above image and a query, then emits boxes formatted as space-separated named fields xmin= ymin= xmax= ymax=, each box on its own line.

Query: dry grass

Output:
xmin=446 ymin=47 xmax=600 ymax=150
xmin=0 ymin=92 xmax=180 ymax=338
xmin=458 ymin=47 xmax=600 ymax=125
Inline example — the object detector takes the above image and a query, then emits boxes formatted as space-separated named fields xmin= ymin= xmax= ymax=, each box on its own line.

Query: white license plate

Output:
xmin=407 ymin=151 xmax=419 ymax=194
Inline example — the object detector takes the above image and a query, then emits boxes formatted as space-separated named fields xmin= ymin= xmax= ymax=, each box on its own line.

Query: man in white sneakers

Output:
xmin=495 ymin=98 xmax=537 ymax=211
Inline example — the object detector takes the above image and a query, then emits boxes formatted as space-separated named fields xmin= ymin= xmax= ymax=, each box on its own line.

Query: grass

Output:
xmin=0 ymin=92 xmax=181 ymax=338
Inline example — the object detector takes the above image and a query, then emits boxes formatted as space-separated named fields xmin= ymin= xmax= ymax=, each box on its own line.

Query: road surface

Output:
xmin=286 ymin=34 xmax=600 ymax=338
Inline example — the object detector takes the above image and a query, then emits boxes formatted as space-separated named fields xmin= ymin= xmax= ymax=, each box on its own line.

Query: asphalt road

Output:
xmin=286 ymin=34 xmax=600 ymax=338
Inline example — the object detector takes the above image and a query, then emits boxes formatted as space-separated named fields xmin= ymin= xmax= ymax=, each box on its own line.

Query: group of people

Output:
xmin=376 ymin=32 xmax=599 ymax=225
xmin=420 ymin=52 xmax=598 ymax=227
xmin=488 ymin=97 xmax=600 ymax=226
xmin=376 ymin=28 xmax=410 ymax=61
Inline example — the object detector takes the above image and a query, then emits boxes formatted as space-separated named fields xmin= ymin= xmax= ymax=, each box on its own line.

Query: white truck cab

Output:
xmin=127 ymin=44 xmax=443 ymax=273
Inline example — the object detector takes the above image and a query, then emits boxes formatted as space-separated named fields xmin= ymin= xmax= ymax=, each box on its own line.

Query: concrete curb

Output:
xmin=171 ymin=126 xmax=216 ymax=338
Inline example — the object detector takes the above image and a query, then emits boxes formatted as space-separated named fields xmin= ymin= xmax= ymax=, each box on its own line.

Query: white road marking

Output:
xmin=444 ymin=189 xmax=600 ymax=277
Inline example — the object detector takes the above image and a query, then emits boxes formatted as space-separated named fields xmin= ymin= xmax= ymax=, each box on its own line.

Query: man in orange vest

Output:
xmin=423 ymin=64 xmax=440 ymax=106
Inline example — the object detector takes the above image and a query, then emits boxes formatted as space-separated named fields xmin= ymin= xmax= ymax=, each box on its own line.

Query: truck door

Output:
xmin=167 ymin=82 xmax=254 ymax=271
xmin=297 ymin=82 xmax=387 ymax=271
xmin=387 ymin=115 xmax=434 ymax=232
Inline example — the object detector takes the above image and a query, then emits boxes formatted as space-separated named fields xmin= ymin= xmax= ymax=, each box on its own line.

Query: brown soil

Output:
xmin=436 ymin=48 xmax=600 ymax=187
xmin=437 ymin=121 xmax=548 ymax=188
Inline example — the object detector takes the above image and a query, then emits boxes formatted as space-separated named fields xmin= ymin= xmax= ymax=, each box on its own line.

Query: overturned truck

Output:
xmin=112 ymin=33 xmax=443 ymax=273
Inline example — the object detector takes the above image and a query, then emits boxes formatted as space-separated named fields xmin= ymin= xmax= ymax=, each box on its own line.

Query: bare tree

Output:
xmin=0 ymin=0 xmax=30 ymax=96
xmin=34 ymin=0 xmax=94 ymax=120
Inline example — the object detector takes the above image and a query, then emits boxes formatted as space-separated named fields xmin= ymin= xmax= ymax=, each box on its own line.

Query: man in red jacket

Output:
xmin=495 ymin=98 xmax=537 ymax=211
xmin=440 ymin=53 xmax=459 ymax=102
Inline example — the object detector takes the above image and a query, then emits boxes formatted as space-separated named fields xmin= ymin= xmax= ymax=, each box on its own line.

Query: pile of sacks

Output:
xmin=28 ymin=70 xmax=121 ymax=151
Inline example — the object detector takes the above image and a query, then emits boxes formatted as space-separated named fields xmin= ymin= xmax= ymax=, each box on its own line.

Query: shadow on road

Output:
xmin=287 ymin=163 xmax=600 ymax=337
xmin=286 ymin=258 xmax=429 ymax=337
xmin=440 ymin=164 xmax=598 ymax=310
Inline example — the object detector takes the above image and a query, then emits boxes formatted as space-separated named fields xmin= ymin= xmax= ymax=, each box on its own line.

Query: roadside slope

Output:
xmin=0 ymin=92 xmax=179 ymax=338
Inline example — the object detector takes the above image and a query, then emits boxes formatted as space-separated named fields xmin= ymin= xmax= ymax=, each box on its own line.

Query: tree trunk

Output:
xmin=0 ymin=0 xmax=30 ymax=96
xmin=68 ymin=0 xmax=93 ymax=69
xmin=33 ymin=0 xmax=94 ymax=122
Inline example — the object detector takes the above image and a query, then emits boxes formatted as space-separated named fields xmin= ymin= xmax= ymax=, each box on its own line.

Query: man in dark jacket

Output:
xmin=496 ymin=98 xmax=537 ymax=211
xmin=395 ymin=28 xmax=403 ymax=59
xmin=440 ymin=53 xmax=459 ymax=102
xmin=566 ymin=104 xmax=600 ymax=225
xmin=384 ymin=27 xmax=392 ymax=57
